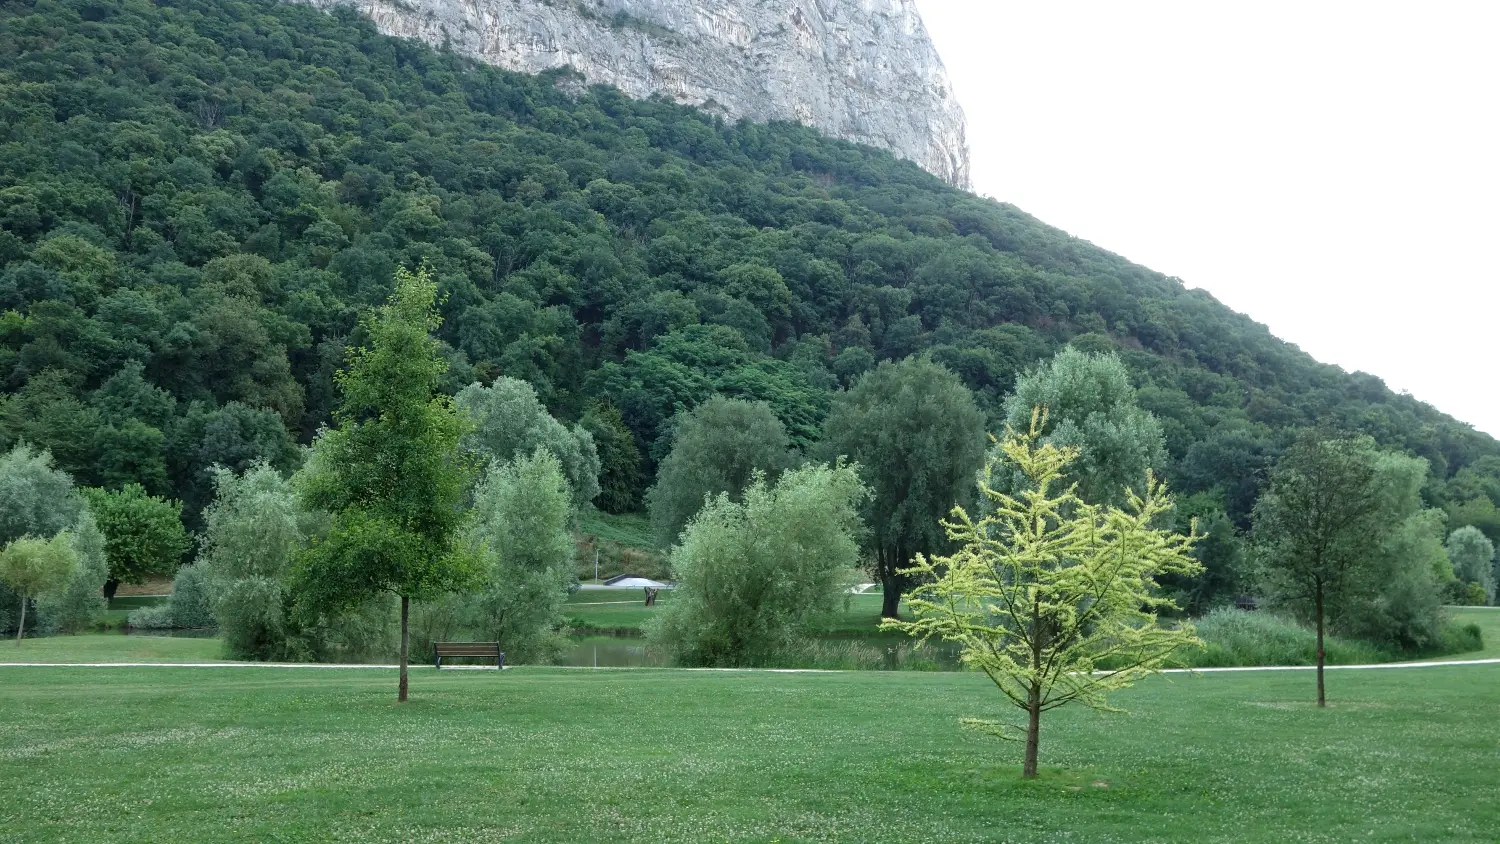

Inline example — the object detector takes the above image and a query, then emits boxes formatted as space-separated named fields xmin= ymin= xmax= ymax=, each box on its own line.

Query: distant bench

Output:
xmin=433 ymin=642 xmax=505 ymax=669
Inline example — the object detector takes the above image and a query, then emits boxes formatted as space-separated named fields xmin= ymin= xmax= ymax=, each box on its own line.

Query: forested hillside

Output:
xmin=3 ymin=0 xmax=1499 ymax=533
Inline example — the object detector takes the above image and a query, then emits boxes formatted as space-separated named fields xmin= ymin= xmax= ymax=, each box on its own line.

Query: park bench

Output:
xmin=433 ymin=642 xmax=505 ymax=669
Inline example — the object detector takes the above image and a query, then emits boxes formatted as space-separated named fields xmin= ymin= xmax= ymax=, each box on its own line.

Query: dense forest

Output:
xmin=4 ymin=0 xmax=1500 ymax=538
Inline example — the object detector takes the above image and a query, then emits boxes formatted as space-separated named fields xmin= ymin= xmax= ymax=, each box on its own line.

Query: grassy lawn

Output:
xmin=4 ymin=635 xmax=226 ymax=663
xmin=2 ymin=663 xmax=1496 ymax=842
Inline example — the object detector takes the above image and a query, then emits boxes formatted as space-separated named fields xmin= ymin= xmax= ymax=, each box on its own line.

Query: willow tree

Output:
xmin=886 ymin=413 xmax=1201 ymax=778
xmin=293 ymin=268 xmax=482 ymax=701
xmin=0 ymin=533 xmax=78 ymax=644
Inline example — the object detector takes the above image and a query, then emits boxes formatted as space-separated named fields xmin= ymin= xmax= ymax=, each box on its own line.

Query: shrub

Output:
xmin=647 ymin=462 xmax=867 ymax=666
xmin=1177 ymin=609 xmax=1394 ymax=668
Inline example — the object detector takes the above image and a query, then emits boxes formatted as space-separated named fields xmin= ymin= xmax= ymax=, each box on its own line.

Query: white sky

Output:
xmin=915 ymin=1 xmax=1500 ymax=436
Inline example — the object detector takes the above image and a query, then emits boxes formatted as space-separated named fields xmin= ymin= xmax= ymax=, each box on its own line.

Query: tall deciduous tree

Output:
xmin=886 ymin=416 xmax=1201 ymax=777
xmin=466 ymin=450 xmax=575 ymax=662
xmin=1252 ymin=434 xmax=1401 ymax=706
xmin=1000 ymin=346 xmax=1166 ymax=507
xmin=821 ymin=357 xmax=986 ymax=618
xmin=647 ymin=397 xmax=796 ymax=548
xmin=1447 ymin=525 xmax=1496 ymax=604
xmin=293 ymin=267 xmax=482 ymax=702
xmin=455 ymin=376 xmax=601 ymax=514
xmin=648 ymin=462 xmax=868 ymax=666
xmin=0 ymin=532 xmax=78 ymax=643
xmin=82 ymin=483 xmax=190 ymax=599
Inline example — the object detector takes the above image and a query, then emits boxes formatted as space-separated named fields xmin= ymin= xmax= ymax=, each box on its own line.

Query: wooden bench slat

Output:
xmin=433 ymin=641 xmax=505 ymax=670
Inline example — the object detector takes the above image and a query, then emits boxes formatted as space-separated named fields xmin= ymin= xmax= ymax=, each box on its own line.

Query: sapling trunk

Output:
xmin=1023 ymin=688 xmax=1042 ymax=778
xmin=1314 ymin=581 xmax=1326 ymax=708
xmin=14 ymin=597 xmax=24 ymax=645
xmin=398 ymin=595 xmax=410 ymax=703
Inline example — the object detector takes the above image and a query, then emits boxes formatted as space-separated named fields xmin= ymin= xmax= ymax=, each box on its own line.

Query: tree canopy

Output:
xmin=0 ymin=0 xmax=1496 ymax=539
xmin=821 ymin=357 xmax=986 ymax=618
xmin=646 ymin=396 xmax=796 ymax=548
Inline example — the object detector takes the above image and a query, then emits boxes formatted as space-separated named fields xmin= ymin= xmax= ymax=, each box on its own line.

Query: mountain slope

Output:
xmin=1 ymin=0 xmax=1496 ymax=529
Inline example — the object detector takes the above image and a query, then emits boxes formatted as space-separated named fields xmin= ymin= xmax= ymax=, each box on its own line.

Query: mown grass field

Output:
xmin=2 ymin=660 xmax=1496 ymax=843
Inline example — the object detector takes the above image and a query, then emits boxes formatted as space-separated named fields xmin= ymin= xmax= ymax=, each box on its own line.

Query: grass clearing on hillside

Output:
xmin=2 ymin=663 xmax=1496 ymax=842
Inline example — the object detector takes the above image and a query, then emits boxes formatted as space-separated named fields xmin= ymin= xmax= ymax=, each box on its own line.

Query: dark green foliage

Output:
xmin=580 ymin=402 xmax=644 ymax=513
xmin=1 ymin=0 xmax=1498 ymax=531
xmin=647 ymin=396 xmax=796 ymax=548
xmin=821 ymin=357 xmax=987 ymax=617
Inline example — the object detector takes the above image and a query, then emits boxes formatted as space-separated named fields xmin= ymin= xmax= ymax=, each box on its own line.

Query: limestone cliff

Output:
xmin=297 ymin=0 xmax=970 ymax=187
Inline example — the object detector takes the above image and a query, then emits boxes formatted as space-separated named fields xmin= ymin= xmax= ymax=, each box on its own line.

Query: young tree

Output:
xmin=35 ymin=513 xmax=109 ymax=634
xmin=82 ymin=483 xmax=190 ymax=599
xmin=821 ymin=357 xmax=986 ymax=618
xmin=647 ymin=396 xmax=795 ymax=548
xmin=1447 ymin=525 xmax=1496 ymax=604
xmin=1252 ymin=434 xmax=1399 ymax=706
xmin=1000 ymin=346 xmax=1166 ymax=506
xmin=0 ymin=443 xmax=98 ymax=632
xmin=292 ymin=267 xmax=482 ymax=701
xmin=885 ymin=417 xmax=1201 ymax=778
xmin=466 ymin=450 xmax=576 ymax=662
xmin=0 ymin=533 xmax=79 ymax=643
xmin=648 ymin=462 xmax=868 ymax=666
xmin=455 ymin=376 xmax=601 ymax=513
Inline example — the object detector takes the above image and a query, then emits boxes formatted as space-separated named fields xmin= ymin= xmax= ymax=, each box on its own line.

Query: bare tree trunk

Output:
xmin=879 ymin=548 xmax=902 ymax=619
xmin=14 ymin=598 xmax=24 ymax=645
xmin=1314 ymin=581 xmax=1326 ymax=708
xmin=398 ymin=595 xmax=409 ymax=703
xmin=880 ymin=581 xmax=901 ymax=619
xmin=1023 ymin=685 xmax=1041 ymax=778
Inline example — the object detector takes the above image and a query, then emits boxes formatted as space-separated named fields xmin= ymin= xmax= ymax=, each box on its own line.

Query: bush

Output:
xmin=1176 ymin=609 xmax=1394 ymax=668
xmin=126 ymin=603 xmax=175 ymax=629
xmin=1435 ymin=621 xmax=1484 ymax=657
xmin=33 ymin=512 xmax=109 ymax=633
xmin=648 ymin=462 xmax=867 ymax=666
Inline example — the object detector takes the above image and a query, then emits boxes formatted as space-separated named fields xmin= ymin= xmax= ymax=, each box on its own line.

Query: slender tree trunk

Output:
xmin=1314 ymin=581 xmax=1326 ymax=708
xmin=14 ymin=597 xmax=25 ymax=645
xmin=1023 ymin=685 xmax=1042 ymax=778
xmin=398 ymin=595 xmax=410 ymax=703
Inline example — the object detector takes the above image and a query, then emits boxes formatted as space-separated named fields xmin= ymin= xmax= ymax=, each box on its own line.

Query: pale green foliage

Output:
xmin=456 ymin=377 xmax=600 ymax=513
xmin=0 ymin=444 xmax=91 ymax=631
xmin=0 ymin=443 xmax=87 ymax=543
xmin=648 ymin=462 xmax=869 ymax=667
xmin=647 ymin=397 xmax=795 ymax=548
xmin=885 ymin=419 xmax=1201 ymax=773
xmin=34 ymin=512 xmax=108 ymax=633
xmin=1447 ymin=525 xmax=1495 ymax=604
xmin=129 ymin=563 xmax=217 ymax=630
xmin=1340 ymin=506 xmax=1448 ymax=651
xmin=465 ymin=450 xmax=576 ymax=663
xmin=0 ymin=532 xmax=79 ymax=641
xmin=199 ymin=463 xmax=389 ymax=661
xmin=1000 ymin=346 xmax=1166 ymax=506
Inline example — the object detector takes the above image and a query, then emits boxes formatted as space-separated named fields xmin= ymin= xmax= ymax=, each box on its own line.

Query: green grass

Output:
xmin=1446 ymin=607 xmax=1500 ymax=659
xmin=100 ymin=595 xmax=169 ymax=628
xmin=4 ymin=634 xmax=226 ymax=663
xmin=577 ymin=510 xmax=655 ymax=550
xmin=1 ymin=663 xmax=1496 ymax=842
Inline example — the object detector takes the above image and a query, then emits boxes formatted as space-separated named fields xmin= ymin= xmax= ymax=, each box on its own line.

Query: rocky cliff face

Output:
xmin=298 ymin=0 xmax=970 ymax=187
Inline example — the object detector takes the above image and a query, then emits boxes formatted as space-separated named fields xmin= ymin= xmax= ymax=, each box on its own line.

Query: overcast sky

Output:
xmin=915 ymin=1 xmax=1500 ymax=436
